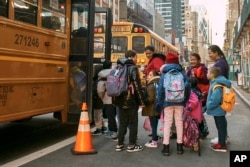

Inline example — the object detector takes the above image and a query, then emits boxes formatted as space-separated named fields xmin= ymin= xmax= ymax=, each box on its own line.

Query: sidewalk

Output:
xmin=231 ymin=81 xmax=250 ymax=108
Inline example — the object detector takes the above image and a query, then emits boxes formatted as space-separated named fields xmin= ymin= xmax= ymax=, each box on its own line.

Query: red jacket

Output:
xmin=145 ymin=54 xmax=165 ymax=76
xmin=186 ymin=63 xmax=209 ymax=104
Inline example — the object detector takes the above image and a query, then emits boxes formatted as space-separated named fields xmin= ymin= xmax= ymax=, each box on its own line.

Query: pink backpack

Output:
xmin=183 ymin=113 xmax=200 ymax=155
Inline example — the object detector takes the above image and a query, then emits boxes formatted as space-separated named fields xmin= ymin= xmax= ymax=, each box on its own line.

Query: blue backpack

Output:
xmin=106 ymin=64 xmax=129 ymax=97
xmin=163 ymin=69 xmax=185 ymax=102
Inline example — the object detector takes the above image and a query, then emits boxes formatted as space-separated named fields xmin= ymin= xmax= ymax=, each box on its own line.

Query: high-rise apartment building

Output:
xmin=95 ymin=0 xmax=119 ymax=22
xmin=155 ymin=0 xmax=185 ymax=40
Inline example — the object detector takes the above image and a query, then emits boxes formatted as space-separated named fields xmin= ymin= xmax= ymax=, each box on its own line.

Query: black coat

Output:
xmin=113 ymin=58 xmax=145 ymax=109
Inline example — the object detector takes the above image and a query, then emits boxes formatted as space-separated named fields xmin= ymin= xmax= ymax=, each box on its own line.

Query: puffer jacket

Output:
xmin=97 ymin=69 xmax=112 ymax=104
xmin=156 ymin=63 xmax=190 ymax=108
xmin=142 ymin=76 xmax=160 ymax=117
xmin=184 ymin=90 xmax=203 ymax=123
xmin=206 ymin=76 xmax=231 ymax=116
xmin=145 ymin=53 xmax=166 ymax=76
xmin=113 ymin=58 xmax=145 ymax=109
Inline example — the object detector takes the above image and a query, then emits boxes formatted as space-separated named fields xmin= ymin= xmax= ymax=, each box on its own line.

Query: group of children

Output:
xmin=91 ymin=45 xmax=231 ymax=155
xmin=143 ymin=50 xmax=230 ymax=156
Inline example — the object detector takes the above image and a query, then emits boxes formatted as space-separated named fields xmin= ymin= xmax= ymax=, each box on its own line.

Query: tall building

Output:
xmin=187 ymin=4 xmax=211 ymax=65
xmin=95 ymin=0 xmax=119 ymax=22
xmin=155 ymin=0 xmax=185 ymax=40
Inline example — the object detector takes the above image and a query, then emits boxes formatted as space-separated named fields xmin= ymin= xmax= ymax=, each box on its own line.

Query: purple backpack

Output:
xmin=106 ymin=64 xmax=128 ymax=97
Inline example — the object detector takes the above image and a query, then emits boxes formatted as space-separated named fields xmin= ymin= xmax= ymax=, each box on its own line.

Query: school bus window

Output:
xmin=70 ymin=4 xmax=89 ymax=55
xmin=94 ymin=37 xmax=104 ymax=53
xmin=14 ymin=0 xmax=37 ymax=25
xmin=151 ymin=38 xmax=155 ymax=47
xmin=41 ymin=0 xmax=66 ymax=32
xmin=41 ymin=13 xmax=65 ymax=32
xmin=132 ymin=36 xmax=145 ymax=53
xmin=0 ymin=0 xmax=8 ymax=17
xmin=42 ymin=0 xmax=66 ymax=15
xmin=111 ymin=37 xmax=127 ymax=53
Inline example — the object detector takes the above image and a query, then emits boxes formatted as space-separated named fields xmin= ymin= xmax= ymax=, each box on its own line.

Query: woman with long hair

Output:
xmin=208 ymin=45 xmax=229 ymax=79
xmin=208 ymin=45 xmax=230 ymax=145
xmin=186 ymin=53 xmax=210 ymax=138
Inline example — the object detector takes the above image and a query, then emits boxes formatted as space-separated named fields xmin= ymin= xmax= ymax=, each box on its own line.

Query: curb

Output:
xmin=232 ymin=85 xmax=250 ymax=108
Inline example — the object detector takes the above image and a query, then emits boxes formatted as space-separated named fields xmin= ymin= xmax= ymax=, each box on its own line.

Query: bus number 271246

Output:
xmin=15 ymin=34 xmax=39 ymax=47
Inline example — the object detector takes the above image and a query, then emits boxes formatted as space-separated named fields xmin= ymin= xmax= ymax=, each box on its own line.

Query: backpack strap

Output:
xmin=212 ymin=84 xmax=223 ymax=91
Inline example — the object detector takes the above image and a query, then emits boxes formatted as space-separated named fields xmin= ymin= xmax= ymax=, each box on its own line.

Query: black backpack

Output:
xmin=92 ymin=78 xmax=106 ymax=109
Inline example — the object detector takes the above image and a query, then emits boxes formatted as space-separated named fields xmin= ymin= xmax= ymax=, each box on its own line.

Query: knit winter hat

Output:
xmin=166 ymin=52 xmax=179 ymax=64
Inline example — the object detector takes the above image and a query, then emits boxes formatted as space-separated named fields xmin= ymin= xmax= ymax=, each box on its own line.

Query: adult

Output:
xmin=187 ymin=53 xmax=209 ymax=104
xmin=144 ymin=45 xmax=166 ymax=76
xmin=113 ymin=50 xmax=145 ymax=152
xmin=186 ymin=53 xmax=210 ymax=138
xmin=208 ymin=45 xmax=229 ymax=79
xmin=208 ymin=45 xmax=230 ymax=145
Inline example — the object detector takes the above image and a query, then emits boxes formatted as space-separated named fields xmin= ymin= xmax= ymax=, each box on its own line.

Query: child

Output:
xmin=114 ymin=50 xmax=145 ymax=152
xmin=142 ymin=70 xmax=160 ymax=148
xmin=206 ymin=67 xmax=231 ymax=152
xmin=157 ymin=52 xmax=190 ymax=156
xmin=184 ymin=77 xmax=203 ymax=124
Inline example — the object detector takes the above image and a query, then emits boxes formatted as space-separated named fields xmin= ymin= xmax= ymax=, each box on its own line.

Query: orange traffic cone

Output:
xmin=71 ymin=103 xmax=97 ymax=155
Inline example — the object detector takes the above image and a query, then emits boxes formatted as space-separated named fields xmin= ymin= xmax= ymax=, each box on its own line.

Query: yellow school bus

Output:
xmin=0 ymin=0 xmax=101 ymax=123
xmin=94 ymin=21 xmax=179 ymax=67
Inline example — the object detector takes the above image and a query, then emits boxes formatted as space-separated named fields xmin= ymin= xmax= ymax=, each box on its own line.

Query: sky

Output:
xmin=189 ymin=0 xmax=227 ymax=48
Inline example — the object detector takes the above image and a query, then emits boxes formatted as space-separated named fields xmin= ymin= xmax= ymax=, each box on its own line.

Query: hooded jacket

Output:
xmin=142 ymin=76 xmax=160 ymax=117
xmin=157 ymin=63 xmax=190 ymax=108
xmin=184 ymin=90 xmax=203 ymax=123
xmin=112 ymin=58 xmax=145 ymax=109
xmin=145 ymin=53 xmax=165 ymax=76
xmin=206 ymin=76 xmax=231 ymax=116
xmin=97 ymin=69 xmax=112 ymax=104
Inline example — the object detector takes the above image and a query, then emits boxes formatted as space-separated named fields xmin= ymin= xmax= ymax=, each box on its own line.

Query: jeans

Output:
xmin=104 ymin=104 xmax=117 ymax=132
xmin=149 ymin=116 xmax=159 ymax=141
xmin=118 ymin=106 xmax=139 ymax=145
xmin=214 ymin=116 xmax=227 ymax=146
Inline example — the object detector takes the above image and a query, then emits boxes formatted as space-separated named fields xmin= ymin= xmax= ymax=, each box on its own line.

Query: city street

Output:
xmin=1 ymin=82 xmax=249 ymax=167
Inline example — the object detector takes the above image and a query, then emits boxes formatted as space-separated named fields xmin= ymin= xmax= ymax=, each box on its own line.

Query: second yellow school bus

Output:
xmin=94 ymin=21 xmax=179 ymax=68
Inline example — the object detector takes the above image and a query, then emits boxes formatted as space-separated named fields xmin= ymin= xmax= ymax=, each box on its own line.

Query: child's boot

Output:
xmin=177 ymin=143 xmax=184 ymax=154
xmin=161 ymin=144 xmax=170 ymax=156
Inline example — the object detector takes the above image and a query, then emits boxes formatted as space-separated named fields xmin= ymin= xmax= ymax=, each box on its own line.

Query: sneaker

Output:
xmin=127 ymin=144 xmax=144 ymax=152
xmin=145 ymin=140 xmax=158 ymax=148
xmin=101 ymin=126 xmax=108 ymax=134
xmin=92 ymin=129 xmax=102 ymax=135
xmin=112 ymin=137 xmax=118 ymax=142
xmin=115 ymin=144 xmax=125 ymax=152
xmin=105 ymin=131 xmax=118 ymax=138
xmin=210 ymin=143 xmax=227 ymax=152
xmin=210 ymin=136 xmax=230 ymax=144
